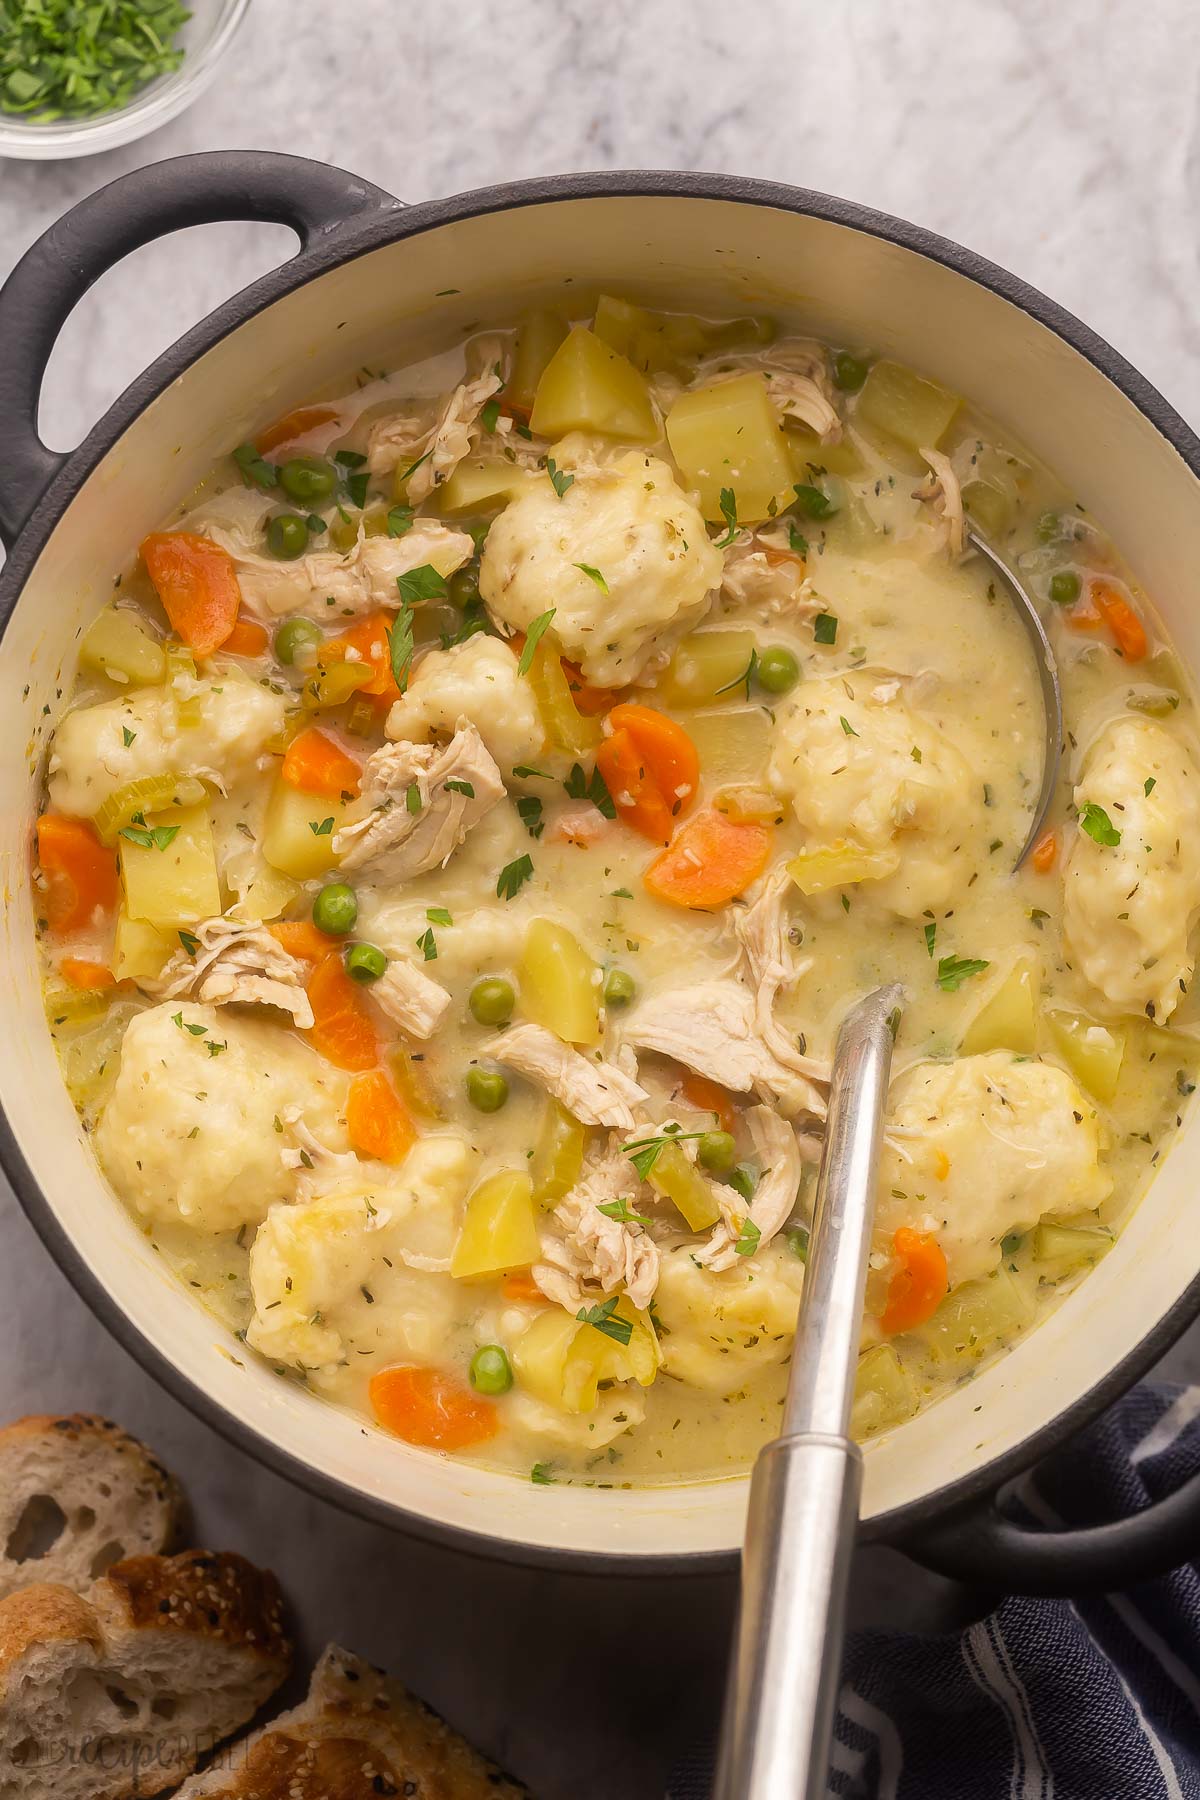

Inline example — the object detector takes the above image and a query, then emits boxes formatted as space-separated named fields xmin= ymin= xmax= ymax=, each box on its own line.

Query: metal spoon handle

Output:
xmin=713 ymin=984 xmax=902 ymax=1800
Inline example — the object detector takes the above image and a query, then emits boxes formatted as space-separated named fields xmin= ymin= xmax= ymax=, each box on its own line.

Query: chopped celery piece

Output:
xmin=435 ymin=457 xmax=536 ymax=516
xmin=531 ymin=1097 xmax=588 ymax=1206
xmin=119 ymin=802 xmax=220 ymax=929
xmin=961 ymin=961 xmax=1037 ymax=1055
xmin=685 ymin=706 xmax=772 ymax=784
xmin=92 ymin=774 xmax=207 ymax=847
xmin=527 ymin=637 xmax=601 ymax=754
xmin=666 ymin=373 xmax=794 ymax=523
xmin=1031 ymin=1219 xmax=1112 ymax=1274
xmin=451 ymin=1169 xmax=539 ymax=1279
xmin=1045 ymin=1008 xmax=1125 ymax=1104
xmin=79 ymin=607 xmax=165 ymax=687
xmin=507 ymin=309 xmax=569 ymax=414
xmin=303 ymin=657 xmax=375 ymax=712
xmin=520 ymin=918 xmax=601 ymax=1046
xmin=387 ymin=1046 xmax=445 ymax=1120
xmin=261 ymin=780 xmax=351 ymax=880
xmin=786 ymin=840 xmax=900 ymax=897
xmin=961 ymin=448 xmax=1020 ymax=540
xmin=596 ymin=297 xmax=776 ymax=377
xmin=856 ymin=360 xmax=960 ymax=450
xmin=919 ymin=1265 xmax=1035 ymax=1366
xmin=59 ymin=996 xmax=143 ymax=1121
xmin=786 ymin=426 xmax=864 ymax=480
xmin=661 ymin=629 xmax=757 ymax=707
xmin=43 ymin=981 xmax=109 ymax=1030
xmin=648 ymin=1140 xmax=721 ymax=1231
xmin=852 ymin=1343 xmax=919 ymax=1440
xmin=529 ymin=327 xmax=656 ymax=442
xmin=1126 ymin=687 xmax=1181 ymax=718
xmin=164 ymin=644 xmax=202 ymax=727
xmin=113 ymin=911 xmax=174 ymax=983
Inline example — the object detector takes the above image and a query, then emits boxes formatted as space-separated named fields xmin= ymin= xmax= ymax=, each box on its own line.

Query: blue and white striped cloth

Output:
xmin=669 ymin=1384 xmax=1200 ymax=1799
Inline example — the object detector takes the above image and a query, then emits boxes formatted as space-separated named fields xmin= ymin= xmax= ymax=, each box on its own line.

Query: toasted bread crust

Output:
xmin=0 ymin=1582 xmax=101 ymax=1678
xmin=0 ymin=1412 xmax=181 ymax=1508
xmin=101 ymin=1551 xmax=290 ymax=1661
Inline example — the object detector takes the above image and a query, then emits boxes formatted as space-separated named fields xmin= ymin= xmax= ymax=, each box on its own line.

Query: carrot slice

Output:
xmin=256 ymin=404 xmax=339 ymax=456
xmin=1092 ymin=580 xmax=1148 ymax=662
xmin=35 ymin=815 xmax=119 ymax=936
xmin=347 ymin=1069 xmax=416 ymax=1165
xmin=1064 ymin=593 xmax=1106 ymax=633
xmin=679 ymin=1070 xmax=736 ymax=1134
xmin=369 ymin=1366 xmax=498 ymax=1450
xmin=221 ymin=616 xmax=269 ymax=658
xmin=644 ymin=809 xmax=773 ymax=909
xmin=597 ymin=704 xmax=700 ymax=844
xmin=879 ymin=1228 xmax=948 ymax=1335
xmin=59 ymin=957 xmax=116 ymax=991
xmin=1030 ymin=829 xmax=1058 ymax=874
xmin=306 ymin=953 xmax=378 ymax=1072
xmin=269 ymin=920 xmax=340 ymax=963
xmin=501 ymin=1270 xmax=546 ymax=1304
xmin=323 ymin=611 xmax=401 ymax=702
xmin=561 ymin=656 xmax=616 ymax=716
xmin=141 ymin=532 xmax=242 ymax=657
xmin=281 ymin=726 xmax=362 ymax=799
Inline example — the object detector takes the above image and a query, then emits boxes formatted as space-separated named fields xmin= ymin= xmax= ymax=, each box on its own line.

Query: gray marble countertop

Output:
xmin=2 ymin=3 xmax=1199 ymax=1793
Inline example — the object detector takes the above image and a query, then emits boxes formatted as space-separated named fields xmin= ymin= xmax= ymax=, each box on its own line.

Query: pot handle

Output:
xmin=900 ymin=1463 xmax=1200 ymax=1596
xmin=0 ymin=150 xmax=400 ymax=549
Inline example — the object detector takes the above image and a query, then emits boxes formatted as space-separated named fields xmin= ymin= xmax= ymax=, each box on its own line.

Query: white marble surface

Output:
xmin=2 ymin=2 xmax=1199 ymax=1793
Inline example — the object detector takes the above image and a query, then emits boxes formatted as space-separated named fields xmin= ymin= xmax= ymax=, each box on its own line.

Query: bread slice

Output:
xmin=0 ymin=1414 xmax=183 ymax=1599
xmin=175 ymin=1643 xmax=529 ymax=1798
xmin=0 ymin=1549 xmax=291 ymax=1800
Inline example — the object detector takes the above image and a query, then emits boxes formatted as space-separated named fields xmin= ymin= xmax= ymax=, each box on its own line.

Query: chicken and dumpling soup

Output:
xmin=34 ymin=299 xmax=1200 ymax=1486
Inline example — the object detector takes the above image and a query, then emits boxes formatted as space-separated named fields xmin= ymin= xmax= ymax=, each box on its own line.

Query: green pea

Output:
xmin=274 ymin=617 xmax=323 ymax=665
xmin=832 ymin=350 xmax=869 ymax=392
xmin=448 ymin=565 xmax=481 ymax=608
xmin=756 ymin=646 xmax=800 ymax=694
xmin=267 ymin=512 xmax=310 ymax=560
xmin=466 ymin=1066 xmax=509 ymax=1113
xmin=1049 ymin=569 xmax=1081 ymax=606
xmin=279 ymin=456 xmax=338 ymax=503
xmin=787 ymin=1225 xmax=810 ymax=1263
xmin=603 ymin=967 xmax=636 ymax=1008
xmin=727 ymin=1164 xmax=757 ymax=1203
xmin=1035 ymin=510 xmax=1060 ymax=544
xmin=312 ymin=882 xmax=358 ymax=936
xmin=469 ymin=976 xmax=515 ymax=1025
xmin=345 ymin=942 xmax=387 ymax=983
xmin=698 ymin=1130 xmax=737 ymax=1174
xmin=470 ymin=1344 xmax=513 ymax=1394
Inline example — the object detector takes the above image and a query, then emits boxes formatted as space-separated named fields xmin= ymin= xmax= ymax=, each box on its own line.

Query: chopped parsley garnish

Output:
xmin=793 ymin=481 xmax=836 ymax=519
xmin=735 ymin=1217 xmax=762 ymax=1257
xmin=596 ymin=1197 xmax=654 ymax=1227
xmin=121 ymin=726 xmax=136 ymax=747
xmin=1079 ymin=802 xmax=1121 ymax=847
xmin=333 ymin=449 xmax=368 ymax=470
xmin=120 ymin=822 xmax=180 ymax=852
xmin=714 ymin=486 xmax=739 ymax=549
xmin=517 ymin=607 xmax=556 ymax=676
xmin=405 ymin=783 xmax=422 ymax=814
xmin=936 ymin=954 xmax=990 ymax=992
xmin=444 ymin=778 xmax=475 ymax=798
xmin=305 ymin=513 xmax=327 ymax=534
xmin=517 ymin=795 xmax=545 ymax=839
xmin=923 ymin=922 xmax=936 ymax=958
xmin=415 ymin=927 xmax=437 ymax=961
xmin=171 ymin=1013 xmax=207 ymax=1037
xmin=813 ymin=612 xmax=838 ymax=645
xmin=576 ymin=1296 xmax=633 ymax=1346
xmin=480 ymin=398 xmax=501 ymax=434
xmin=546 ymin=457 xmax=574 ymax=499
xmin=426 ymin=907 xmax=453 ymax=926
xmin=497 ymin=853 xmax=534 ymax=900
xmin=573 ymin=563 xmax=609 ymax=594
xmin=309 ymin=817 xmax=334 ymax=836
xmin=512 ymin=764 xmax=551 ymax=781
xmin=788 ymin=522 xmax=809 ymax=556
xmin=345 ymin=470 xmax=370 ymax=509
xmin=399 ymin=448 xmax=433 ymax=484
xmin=1145 ymin=776 xmax=1157 ymax=796
xmin=530 ymin=1463 xmax=556 ymax=1485
xmin=206 ymin=1039 xmax=228 ymax=1057
xmin=839 ymin=714 xmax=858 ymax=736
xmin=0 ymin=0 xmax=190 ymax=120
xmin=716 ymin=648 xmax=758 ymax=698
xmin=397 ymin=564 xmax=448 ymax=607
xmin=564 ymin=761 xmax=615 ymax=819
xmin=233 ymin=442 xmax=277 ymax=491
xmin=387 ymin=604 xmax=414 ymax=693
xmin=178 ymin=930 xmax=200 ymax=958
xmin=386 ymin=505 xmax=415 ymax=538
xmin=623 ymin=1126 xmax=704 ymax=1180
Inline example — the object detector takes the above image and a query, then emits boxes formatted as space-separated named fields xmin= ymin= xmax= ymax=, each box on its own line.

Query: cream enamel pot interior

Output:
xmin=3 ymin=152 xmax=1200 ymax=1585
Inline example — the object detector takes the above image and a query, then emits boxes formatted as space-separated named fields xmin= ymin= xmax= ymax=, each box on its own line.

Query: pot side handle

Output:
xmin=0 ymin=150 xmax=401 ymax=550
xmin=900 ymin=1463 xmax=1200 ymax=1596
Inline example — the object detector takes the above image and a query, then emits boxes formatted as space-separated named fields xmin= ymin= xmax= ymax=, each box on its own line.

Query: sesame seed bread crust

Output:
xmin=0 ymin=1413 xmax=184 ymax=1600
xmin=99 ymin=1552 xmax=290 ymax=1660
xmin=175 ymin=1645 xmax=531 ymax=1799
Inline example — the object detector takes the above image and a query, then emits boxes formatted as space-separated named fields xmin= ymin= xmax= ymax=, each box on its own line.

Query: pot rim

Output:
xmin=5 ymin=163 xmax=1200 ymax=1573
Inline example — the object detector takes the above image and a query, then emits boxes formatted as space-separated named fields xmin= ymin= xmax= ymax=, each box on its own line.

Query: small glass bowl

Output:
xmin=0 ymin=0 xmax=250 ymax=161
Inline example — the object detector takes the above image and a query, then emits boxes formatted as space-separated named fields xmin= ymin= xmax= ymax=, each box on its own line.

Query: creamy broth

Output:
xmin=35 ymin=304 xmax=1200 ymax=1487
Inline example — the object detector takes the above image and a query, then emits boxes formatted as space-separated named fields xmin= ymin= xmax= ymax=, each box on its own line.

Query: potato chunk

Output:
xmin=666 ymin=373 xmax=794 ymax=522
xmin=529 ymin=326 xmax=656 ymax=441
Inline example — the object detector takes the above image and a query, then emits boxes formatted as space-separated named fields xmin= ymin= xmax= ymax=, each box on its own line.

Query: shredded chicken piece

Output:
xmin=913 ymin=446 xmax=966 ymax=558
xmin=280 ymin=1111 xmax=360 ymax=1185
xmin=368 ymin=370 xmax=503 ymax=502
xmin=720 ymin=538 xmax=816 ymax=619
xmin=148 ymin=916 xmax=313 ymax=1028
xmin=333 ymin=726 xmax=505 ymax=881
xmin=623 ymin=979 xmax=826 ymax=1119
xmin=697 ymin=1105 xmax=804 ymax=1270
xmin=489 ymin=1023 xmax=649 ymax=1129
xmin=729 ymin=869 xmax=822 ymax=1081
xmin=366 ymin=412 xmax=424 ymax=476
xmin=533 ymin=1148 xmax=660 ymax=1310
xmin=213 ymin=517 xmax=473 ymax=622
xmin=693 ymin=340 xmax=841 ymax=440
xmin=766 ymin=370 xmax=842 ymax=441
xmin=371 ymin=958 xmax=452 ymax=1040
